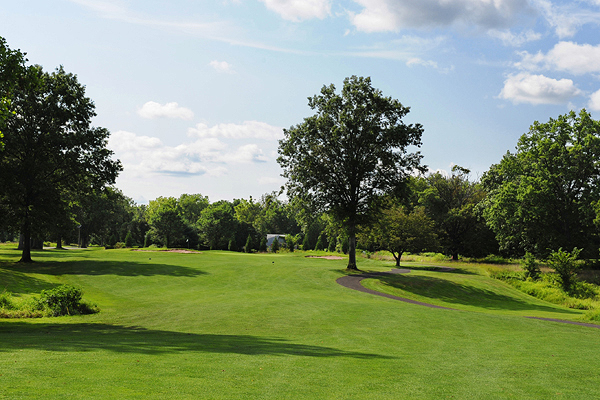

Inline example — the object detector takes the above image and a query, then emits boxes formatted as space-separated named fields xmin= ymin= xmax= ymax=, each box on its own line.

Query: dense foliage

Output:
xmin=482 ymin=110 xmax=600 ymax=258
xmin=278 ymin=76 xmax=424 ymax=269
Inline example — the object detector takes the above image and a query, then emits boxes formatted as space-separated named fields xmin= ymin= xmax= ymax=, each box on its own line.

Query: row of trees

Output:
xmin=3 ymin=33 xmax=600 ymax=267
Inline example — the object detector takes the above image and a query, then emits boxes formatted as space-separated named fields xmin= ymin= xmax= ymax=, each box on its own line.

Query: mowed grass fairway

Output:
xmin=1 ymin=247 xmax=600 ymax=399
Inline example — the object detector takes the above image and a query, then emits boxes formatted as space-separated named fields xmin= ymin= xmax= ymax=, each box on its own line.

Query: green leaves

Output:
xmin=278 ymin=76 xmax=424 ymax=268
xmin=482 ymin=109 xmax=600 ymax=258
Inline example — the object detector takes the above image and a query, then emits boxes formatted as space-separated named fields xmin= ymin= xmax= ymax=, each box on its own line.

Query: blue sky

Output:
xmin=3 ymin=0 xmax=600 ymax=203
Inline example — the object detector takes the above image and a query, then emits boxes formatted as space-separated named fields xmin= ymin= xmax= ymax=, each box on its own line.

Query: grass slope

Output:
xmin=1 ymin=247 xmax=600 ymax=399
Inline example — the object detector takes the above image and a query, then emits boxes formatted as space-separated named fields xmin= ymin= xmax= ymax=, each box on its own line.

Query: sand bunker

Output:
xmin=305 ymin=255 xmax=344 ymax=260
xmin=132 ymin=249 xmax=200 ymax=254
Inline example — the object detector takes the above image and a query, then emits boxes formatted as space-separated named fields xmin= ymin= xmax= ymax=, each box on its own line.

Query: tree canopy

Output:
xmin=0 ymin=38 xmax=122 ymax=262
xmin=278 ymin=76 xmax=424 ymax=269
xmin=482 ymin=110 xmax=600 ymax=258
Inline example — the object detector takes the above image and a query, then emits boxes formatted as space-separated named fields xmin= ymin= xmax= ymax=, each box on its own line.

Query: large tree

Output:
xmin=481 ymin=110 xmax=600 ymax=258
xmin=278 ymin=76 xmax=424 ymax=269
xmin=0 ymin=49 xmax=121 ymax=261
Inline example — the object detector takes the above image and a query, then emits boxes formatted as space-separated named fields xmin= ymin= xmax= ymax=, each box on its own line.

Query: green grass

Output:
xmin=1 ymin=245 xmax=600 ymax=399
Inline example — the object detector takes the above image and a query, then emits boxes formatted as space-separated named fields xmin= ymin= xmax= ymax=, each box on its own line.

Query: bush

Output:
xmin=35 ymin=285 xmax=98 ymax=316
xmin=245 ymin=234 xmax=253 ymax=253
xmin=270 ymin=237 xmax=280 ymax=253
xmin=125 ymin=231 xmax=134 ymax=248
xmin=547 ymin=248 xmax=582 ymax=292
xmin=314 ymin=233 xmax=325 ymax=251
xmin=144 ymin=231 xmax=152 ymax=248
xmin=259 ymin=237 xmax=267 ymax=252
xmin=340 ymin=235 xmax=349 ymax=254
xmin=228 ymin=238 xmax=237 ymax=252
xmin=522 ymin=252 xmax=541 ymax=280
xmin=302 ymin=235 xmax=311 ymax=251
xmin=285 ymin=234 xmax=295 ymax=253
xmin=0 ymin=291 xmax=15 ymax=310
xmin=328 ymin=236 xmax=336 ymax=252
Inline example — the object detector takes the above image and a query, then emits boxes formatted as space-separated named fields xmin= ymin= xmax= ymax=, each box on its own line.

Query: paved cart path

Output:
xmin=336 ymin=268 xmax=600 ymax=329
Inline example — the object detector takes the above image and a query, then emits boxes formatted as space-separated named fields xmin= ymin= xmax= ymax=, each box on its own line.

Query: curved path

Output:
xmin=337 ymin=268 xmax=600 ymax=329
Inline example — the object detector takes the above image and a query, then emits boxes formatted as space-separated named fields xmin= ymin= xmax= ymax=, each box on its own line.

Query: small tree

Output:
xmin=285 ymin=234 xmax=295 ymax=252
xmin=259 ymin=236 xmax=267 ymax=252
xmin=314 ymin=232 xmax=326 ymax=251
xmin=327 ymin=235 xmax=337 ymax=252
xmin=245 ymin=234 xmax=253 ymax=253
xmin=522 ymin=252 xmax=540 ymax=280
xmin=228 ymin=237 xmax=236 ymax=252
xmin=547 ymin=248 xmax=582 ymax=291
xmin=302 ymin=235 xmax=311 ymax=251
xmin=270 ymin=237 xmax=280 ymax=253
xmin=361 ymin=204 xmax=437 ymax=267
xmin=125 ymin=231 xmax=134 ymax=248
xmin=143 ymin=231 xmax=152 ymax=248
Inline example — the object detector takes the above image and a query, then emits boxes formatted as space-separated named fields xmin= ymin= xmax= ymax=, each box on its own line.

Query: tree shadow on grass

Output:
xmin=0 ymin=322 xmax=393 ymax=359
xmin=0 ymin=266 xmax=56 ymax=294
xmin=0 ymin=259 xmax=206 ymax=280
xmin=400 ymin=264 xmax=474 ymax=275
xmin=373 ymin=274 xmax=580 ymax=315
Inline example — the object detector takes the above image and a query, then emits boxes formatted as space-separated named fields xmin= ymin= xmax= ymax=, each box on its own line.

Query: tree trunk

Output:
xmin=56 ymin=236 xmax=62 ymax=249
xmin=452 ymin=251 xmax=459 ymax=261
xmin=19 ymin=222 xmax=33 ymax=263
xmin=347 ymin=229 xmax=357 ymax=270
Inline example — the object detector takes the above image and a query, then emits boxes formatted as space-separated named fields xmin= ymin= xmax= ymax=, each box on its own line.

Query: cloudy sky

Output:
xmin=4 ymin=0 xmax=600 ymax=203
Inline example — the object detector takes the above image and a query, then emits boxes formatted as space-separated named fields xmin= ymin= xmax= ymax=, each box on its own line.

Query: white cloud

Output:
xmin=209 ymin=60 xmax=235 ymax=73
xmin=498 ymin=72 xmax=582 ymax=105
xmin=516 ymin=42 xmax=600 ymax=75
xmin=406 ymin=57 xmax=454 ymax=73
xmin=223 ymin=144 xmax=269 ymax=163
xmin=349 ymin=0 xmax=532 ymax=33
xmin=138 ymin=101 xmax=194 ymax=120
xmin=108 ymin=130 xmax=273 ymax=177
xmin=589 ymin=89 xmax=600 ymax=111
xmin=258 ymin=176 xmax=285 ymax=185
xmin=531 ymin=0 xmax=600 ymax=38
xmin=259 ymin=0 xmax=331 ymax=21
xmin=188 ymin=121 xmax=284 ymax=140
xmin=487 ymin=29 xmax=541 ymax=46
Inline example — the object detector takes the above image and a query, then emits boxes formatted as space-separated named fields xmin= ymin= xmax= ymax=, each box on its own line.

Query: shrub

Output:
xmin=245 ymin=234 xmax=253 ymax=253
xmin=125 ymin=231 xmax=134 ymax=248
xmin=522 ymin=252 xmax=541 ymax=280
xmin=144 ymin=231 xmax=152 ymax=248
xmin=340 ymin=235 xmax=349 ymax=254
xmin=0 ymin=291 xmax=15 ymax=310
xmin=547 ymin=248 xmax=582 ymax=292
xmin=302 ymin=235 xmax=311 ymax=251
xmin=270 ymin=237 xmax=280 ymax=253
xmin=228 ymin=238 xmax=236 ymax=252
xmin=285 ymin=234 xmax=295 ymax=253
xmin=314 ymin=233 xmax=325 ymax=251
xmin=328 ymin=236 xmax=336 ymax=252
xmin=35 ymin=285 xmax=98 ymax=316
xmin=259 ymin=237 xmax=267 ymax=252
